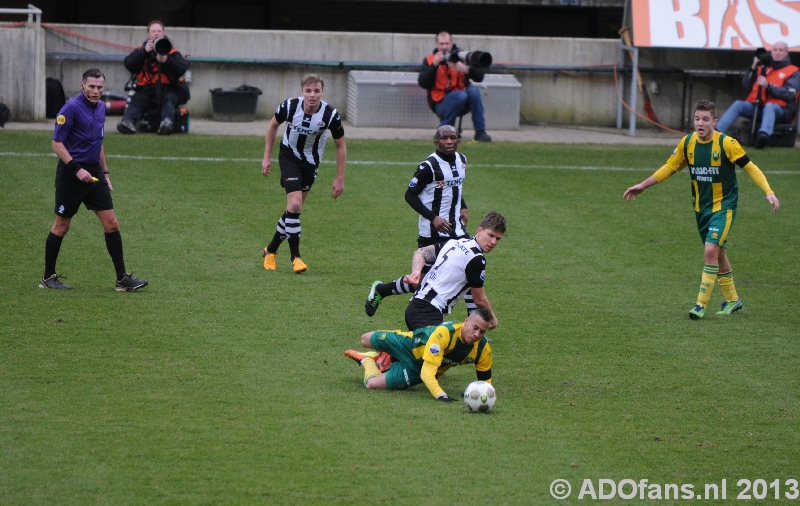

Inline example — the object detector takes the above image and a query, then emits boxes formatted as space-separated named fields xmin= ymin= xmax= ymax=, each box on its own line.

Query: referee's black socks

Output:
xmin=44 ymin=232 xmax=64 ymax=278
xmin=104 ymin=231 xmax=127 ymax=280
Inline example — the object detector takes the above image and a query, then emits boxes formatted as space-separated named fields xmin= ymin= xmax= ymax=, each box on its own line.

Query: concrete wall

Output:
xmin=1 ymin=24 xmax=45 ymax=121
xmin=40 ymin=24 xmax=764 ymax=128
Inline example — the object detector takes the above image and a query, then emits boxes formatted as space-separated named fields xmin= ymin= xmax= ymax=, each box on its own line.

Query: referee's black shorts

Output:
xmin=54 ymin=161 xmax=113 ymax=218
xmin=278 ymin=145 xmax=318 ymax=194
xmin=405 ymin=298 xmax=445 ymax=331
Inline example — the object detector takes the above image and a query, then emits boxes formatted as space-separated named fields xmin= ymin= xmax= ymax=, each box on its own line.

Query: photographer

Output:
xmin=418 ymin=31 xmax=492 ymax=142
xmin=715 ymin=42 xmax=799 ymax=148
xmin=117 ymin=20 xmax=189 ymax=136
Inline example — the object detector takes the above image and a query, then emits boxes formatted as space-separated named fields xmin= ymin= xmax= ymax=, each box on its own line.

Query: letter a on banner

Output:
xmin=631 ymin=0 xmax=800 ymax=51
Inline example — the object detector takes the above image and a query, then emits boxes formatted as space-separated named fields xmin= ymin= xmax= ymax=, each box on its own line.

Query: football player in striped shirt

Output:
xmin=624 ymin=100 xmax=780 ymax=319
xmin=261 ymin=74 xmax=346 ymax=273
xmin=344 ymin=307 xmax=494 ymax=403
xmin=365 ymin=125 xmax=470 ymax=316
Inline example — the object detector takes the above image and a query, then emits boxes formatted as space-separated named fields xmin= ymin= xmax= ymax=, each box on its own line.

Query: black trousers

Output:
xmin=122 ymin=84 xmax=178 ymax=123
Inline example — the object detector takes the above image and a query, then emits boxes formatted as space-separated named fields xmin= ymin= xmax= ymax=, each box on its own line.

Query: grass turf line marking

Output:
xmin=2 ymin=152 xmax=797 ymax=174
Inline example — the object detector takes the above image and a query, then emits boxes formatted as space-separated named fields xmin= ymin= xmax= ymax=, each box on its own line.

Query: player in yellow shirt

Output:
xmin=624 ymin=100 xmax=780 ymax=319
xmin=344 ymin=308 xmax=493 ymax=402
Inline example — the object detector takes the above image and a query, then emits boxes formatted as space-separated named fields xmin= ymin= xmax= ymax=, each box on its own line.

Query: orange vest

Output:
xmin=746 ymin=64 xmax=799 ymax=106
xmin=426 ymin=53 xmax=467 ymax=102
xmin=136 ymin=47 xmax=182 ymax=87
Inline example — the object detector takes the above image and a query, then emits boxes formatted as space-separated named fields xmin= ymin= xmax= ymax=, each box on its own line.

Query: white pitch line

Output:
xmin=1 ymin=152 xmax=796 ymax=174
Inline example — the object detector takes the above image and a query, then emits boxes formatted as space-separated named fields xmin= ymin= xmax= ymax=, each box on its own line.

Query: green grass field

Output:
xmin=1 ymin=130 xmax=798 ymax=504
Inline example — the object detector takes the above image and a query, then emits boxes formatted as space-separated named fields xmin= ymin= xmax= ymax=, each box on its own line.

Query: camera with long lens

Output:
xmin=755 ymin=47 xmax=772 ymax=66
xmin=441 ymin=50 xmax=493 ymax=69
xmin=153 ymin=37 xmax=172 ymax=56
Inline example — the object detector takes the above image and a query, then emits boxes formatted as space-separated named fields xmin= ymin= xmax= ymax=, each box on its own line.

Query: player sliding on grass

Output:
xmin=344 ymin=308 xmax=493 ymax=402
xmin=624 ymin=100 xmax=779 ymax=319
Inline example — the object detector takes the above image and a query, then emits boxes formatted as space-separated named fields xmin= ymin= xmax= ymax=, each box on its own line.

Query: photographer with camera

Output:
xmin=117 ymin=20 xmax=189 ymax=136
xmin=418 ymin=31 xmax=492 ymax=142
xmin=715 ymin=41 xmax=799 ymax=148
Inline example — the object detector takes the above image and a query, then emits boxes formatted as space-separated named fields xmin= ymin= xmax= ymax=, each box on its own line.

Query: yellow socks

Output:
xmin=362 ymin=358 xmax=380 ymax=386
xmin=696 ymin=264 xmax=719 ymax=307
xmin=718 ymin=270 xmax=739 ymax=302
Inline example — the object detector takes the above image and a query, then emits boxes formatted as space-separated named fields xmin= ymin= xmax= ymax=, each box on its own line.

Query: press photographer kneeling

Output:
xmin=117 ymin=20 xmax=190 ymax=136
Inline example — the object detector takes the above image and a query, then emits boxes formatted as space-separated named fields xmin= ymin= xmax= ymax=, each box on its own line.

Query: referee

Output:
xmin=260 ymin=74 xmax=347 ymax=273
xmin=40 ymin=68 xmax=148 ymax=292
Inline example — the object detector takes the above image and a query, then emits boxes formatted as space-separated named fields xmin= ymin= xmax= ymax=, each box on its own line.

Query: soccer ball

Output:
xmin=463 ymin=381 xmax=496 ymax=413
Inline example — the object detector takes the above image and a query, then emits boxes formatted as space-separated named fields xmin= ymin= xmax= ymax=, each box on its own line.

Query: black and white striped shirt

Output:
xmin=407 ymin=151 xmax=467 ymax=240
xmin=414 ymin=237 xmax=485 ymax=315
xmin=275 ymin=97 xmax=344 ymax=167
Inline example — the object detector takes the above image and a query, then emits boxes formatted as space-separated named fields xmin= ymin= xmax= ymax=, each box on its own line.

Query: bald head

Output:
xmin=434 ymin=125 xmax=457 ymax=141
xmin=771 ymin=41 xmax=789 ymax=62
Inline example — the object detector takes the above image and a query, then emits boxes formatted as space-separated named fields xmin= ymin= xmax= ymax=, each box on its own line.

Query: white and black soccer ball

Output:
xmin=463 ymin=380 xmax=496 ymax=413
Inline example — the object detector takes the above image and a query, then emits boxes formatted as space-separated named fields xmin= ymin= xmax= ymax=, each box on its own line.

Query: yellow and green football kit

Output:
xmin=652 ymin=131 xmax=774 ymax=308
xmin=368 ymin=322 xmax=492 ymax=398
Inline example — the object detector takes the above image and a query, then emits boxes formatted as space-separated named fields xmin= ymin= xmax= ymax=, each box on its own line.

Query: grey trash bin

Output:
xmin=210 ymin=85 xmax=262 ymax=122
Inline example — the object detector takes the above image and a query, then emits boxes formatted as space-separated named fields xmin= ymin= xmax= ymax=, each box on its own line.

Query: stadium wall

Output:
xmin=1 ymin=24 xmax=46 ymax=121
xmin=30 ymin=24 xmax=759 ymax=128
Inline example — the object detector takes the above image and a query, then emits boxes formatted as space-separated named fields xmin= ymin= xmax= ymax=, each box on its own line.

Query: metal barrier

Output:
xmin=0 ymin=4 xmax=42 ymax=28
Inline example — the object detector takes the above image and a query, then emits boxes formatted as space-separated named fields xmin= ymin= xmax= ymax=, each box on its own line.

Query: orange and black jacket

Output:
xmin=124 ymin=40 xmax=188 ymax=89
xmin=418 ymin=44 xmax=484 ymax=110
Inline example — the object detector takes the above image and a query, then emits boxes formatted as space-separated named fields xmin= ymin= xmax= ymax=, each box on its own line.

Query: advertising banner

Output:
xmin=632 ymin=0 xmax=800 ymax=50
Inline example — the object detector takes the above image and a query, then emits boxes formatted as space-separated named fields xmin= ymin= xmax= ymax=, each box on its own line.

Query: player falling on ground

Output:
xmin=261 ymin=74 xmax=346 ymax=273
xmin=624 ymin=100 xmax=779 ymax=319
xmin=344 ymin=308 xmax=494 ymax=403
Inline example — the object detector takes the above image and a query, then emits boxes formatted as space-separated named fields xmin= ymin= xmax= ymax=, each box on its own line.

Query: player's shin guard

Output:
xmin=464 ymin=289 xmax=477 ymax=315
xmin=385 ymin=277 xmax=413 ymax=296
xmin=266 ymin=213 xmax=289 ymax=253
xmin=284 ymin=212 xmax=301 ymax=259
xmin=696 ymin=264 xmax=719 ymax=307
xmin=362 ymin=358 xmax=380 ymax=387
xmin=717 ymin=271 xmax=739 ymax=302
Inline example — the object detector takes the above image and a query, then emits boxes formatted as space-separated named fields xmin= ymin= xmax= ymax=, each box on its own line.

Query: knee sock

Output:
xmin=104 ymin=231 xmax=127 ymax=280
xmin=361 ymin=357 xmax=381 ymax=387
xmin=377 ymin=277 xmax=413 ymax=298
xmin=717 ymin=270 xmax=739 ymax=302
xmin=266 ymin=212 xmax=289 ymax=253
xmin=464 ymin=289 xmax=477 ymax=314
xmin=696 ymin=264 xmax=719 ymax=307
xmin=284 ymin=212 xmax=301 ymax=259
xmin=44 ymin=232 xmax=64 ymax=278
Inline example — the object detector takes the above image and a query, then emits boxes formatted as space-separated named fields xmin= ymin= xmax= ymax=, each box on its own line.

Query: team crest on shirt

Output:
xmin=429 ymin=344 xmax=441 ymax=355
xmin=712 ymin=151 xmax=720 ymax=161
xmin=318 ymin=121 xmax=325 ymax=127
xmin=56 ymin=115 xmax=66 ymax=125
xmin=378 ymin=333 xmax=387 ymax=341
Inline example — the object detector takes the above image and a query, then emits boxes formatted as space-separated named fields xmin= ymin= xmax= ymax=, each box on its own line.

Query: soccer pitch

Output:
xmin=1 ymin=130 xmax=798 ymax=504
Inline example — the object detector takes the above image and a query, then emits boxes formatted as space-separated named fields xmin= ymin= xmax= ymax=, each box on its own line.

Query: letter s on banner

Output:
xmin=755 ymin=0 xmax=800 ymax=46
